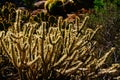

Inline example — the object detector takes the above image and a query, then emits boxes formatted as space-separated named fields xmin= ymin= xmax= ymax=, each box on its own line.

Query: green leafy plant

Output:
xmin=113 ymin=0 xmax=120 ymax=7
xmin=45 ymin=0 xmax=66 ymax=16
xmin=94 ymin=0 xmax=104 ymax=11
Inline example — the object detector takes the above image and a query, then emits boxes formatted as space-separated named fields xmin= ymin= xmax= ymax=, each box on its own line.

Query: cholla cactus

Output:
xmin=0 ymin=2 xmax=16 ymax=31
xmin=0 ymin=9 xmax=119 ymax=80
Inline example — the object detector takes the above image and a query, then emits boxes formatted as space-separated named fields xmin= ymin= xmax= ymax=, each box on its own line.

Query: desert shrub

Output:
xmin=86 ymin=1 xmax=120 ymax=63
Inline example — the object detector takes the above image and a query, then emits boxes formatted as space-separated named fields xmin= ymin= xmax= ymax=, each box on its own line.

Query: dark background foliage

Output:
xmin=86 ymin=0 xmax=120 ymax=63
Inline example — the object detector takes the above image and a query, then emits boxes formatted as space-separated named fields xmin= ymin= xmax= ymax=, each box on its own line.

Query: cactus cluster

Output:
xmin=0 ymin=2 xmax=50 ymax=32
xmin=0 ymin=8 xmax=120 ymax=80
xmin=0 ymin=2 xmax=16 ymax=31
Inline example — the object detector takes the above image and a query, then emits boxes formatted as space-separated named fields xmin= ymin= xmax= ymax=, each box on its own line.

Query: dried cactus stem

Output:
xmin=40 ymin=22 xmax=47 ymax=77
xmin=11 ymin=43 xmax=19 ymax=68
xmin=76 ymin=16 xmax=89 ymax=36
xmin=14 ymin=9 xmax=22 ymax=33
xmin=58 ymin=16 xmax=63 ymax=32
xmin=1 ymin=39 xmax=12 ymax=60
xmin=49 ymin=35 xmax=61 ymax=45
xmin=96 ymin=47 xmax=115 ymax=69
